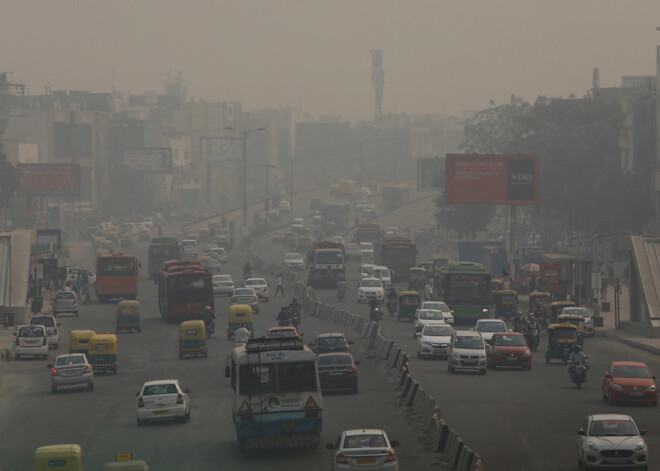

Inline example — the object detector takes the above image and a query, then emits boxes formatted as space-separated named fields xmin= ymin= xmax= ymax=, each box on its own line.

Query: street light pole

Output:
xmin=261 ymin=163 xmax=275 ymax=216
xmin=289 ymin=157 xmax=296 ymax=222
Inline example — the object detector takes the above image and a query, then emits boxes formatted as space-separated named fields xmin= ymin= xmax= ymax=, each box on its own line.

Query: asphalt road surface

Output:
xmin=0 ymin=237 xmax=433 ymax=470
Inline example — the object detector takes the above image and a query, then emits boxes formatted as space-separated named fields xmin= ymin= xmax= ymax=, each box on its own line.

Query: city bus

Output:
xmin=374 ymin=236 xmax=417 ymax=282
xmin=157 ymin=260 xmax=214 ymax=322
xmin=354 ymin=223 xmax=381 ymax=244
xmin=381 ymin=184 xmax=409 ymax=209
xmin=435 ymin=261 xmax=491 ymax=323
xmin=147 ymin=237 xmax=181 ymax=279
xmin=225 ymin=337 xmax=322 ymax=452
xmin=95 ymin=253 xmax=140 ymax=302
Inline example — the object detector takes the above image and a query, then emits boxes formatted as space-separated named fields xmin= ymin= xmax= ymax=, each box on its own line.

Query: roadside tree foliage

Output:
xmin=0 ymin=146 xmax=18 ymax=206
xmin=452 ymin=94 xmax=652 ymax=242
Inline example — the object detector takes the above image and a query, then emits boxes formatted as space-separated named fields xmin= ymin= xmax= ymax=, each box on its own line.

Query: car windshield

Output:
xmin=269 ymin=329 xmax=297 ymax=337
xmin=235 ymin=289 xmax=254 ymax=296
xmin=589 ymin=420 xmax=638 ymax=437
xmin=318 ymin=337 xmax=346 ymax=348
xmin=343 ymin=434 xmax=387 ymax=449
xmin=361 ymin=280 xmax=382 ymax=288
xmin=31 ymin=317 xmax=55 ymax=327
xmin=376 ymin=269 xmax=390 ymax=277
xmin=18 ymin=325 xmax=44 ymax=337
xmin=614 ymin=365 xmax=652 ymax=378
xmin=285 ymin=253 xmax=301 ymax=260
xmin=318 ymin=354 xmax=353 ymax=366
xmin=245 ymin=280 xmax=265 ymax=286
xmin=214 ymin=275 xmax=231 ymax=282
xmin=563 ymin=308 xmax=589 ymax=317
xmin=424 ymin=302 xmax=448 ymax=311
xmin=143 ymin=383 xmax=178 ymax=396
xmin=493 ymin=335 xmax=527 ymax=346
xmin=345 ymin=244 xmax=359 ymax=251
xmin=56 ymin=356 xmax=85 ymax=366
xmin=424 ymin=326 xmax=453 ymax=336
xmin=455 ymin=336 xmax=483 ymax=349
xmin=478 ymin=322 xmax=507 ymax=332
xmin=419 ymin=311 xmax=443 ymax=320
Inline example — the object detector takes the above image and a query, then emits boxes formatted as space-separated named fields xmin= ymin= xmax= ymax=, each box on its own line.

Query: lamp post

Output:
xmin=261 ymin=163 xmax=275 ymax=216
xmin=289 ymin=157 xmax=296 ymax=222
xmin=225 ymin=127 xmax=266 ymax=230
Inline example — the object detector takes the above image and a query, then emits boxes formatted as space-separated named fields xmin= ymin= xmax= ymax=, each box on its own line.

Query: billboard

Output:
xmin=36 ymin=229 xmax=62 ymax=251
xmin=416 ymin=157 xmax=444 ymax=190
xmin=445 ymin=154 xmax=539 ymax=205
xmin=17 ymin=164 xmax=80 ymax=197
xmin=123 ymin=148 xmax=173 ymax=173
xmin=200 ymin=137 xmax=241 ymax=162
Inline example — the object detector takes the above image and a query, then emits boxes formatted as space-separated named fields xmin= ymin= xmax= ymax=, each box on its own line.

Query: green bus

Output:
xmin=147 ymin=237 xmax=181 ymax=280
xmin=435 ymin=261 xmax=491 ymax=323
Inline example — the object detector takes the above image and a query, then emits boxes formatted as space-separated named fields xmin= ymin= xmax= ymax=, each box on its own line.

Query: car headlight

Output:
xmin=422 ymin=340 xmax=432 ymax=346
xmin=453 ymin=352 xmax=461 ymax=359
xmin=586 ymin=442 xmax=599 ymax=452
xmin=479 ymin=354 xmax=486 ymax=360
xmin=635 ymin=441 xmax=647 ymax=452
xmin=612 ymin=383 xmax=624 ymax=391
xmin=523 ymin=350 xmax=531 ymax=357
xmin=647 ymin=385 xmax=656 ymax=391
xmin=482 ymin=308 xmax=489 ymax=313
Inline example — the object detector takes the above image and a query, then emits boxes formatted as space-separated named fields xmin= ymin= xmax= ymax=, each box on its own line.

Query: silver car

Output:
xmin=577 ymin=414 xmax=648 ymax=470
xmin=52 ymin=290 xmax=79 ymax=316
xmin=48 ymin=353 xmax=94 ymax=393
xmin=448 ymin=331 xmax=487 ymax=374
xmin=231 ymin=287 xmax=260 ymax=313
xmin=212 ymin=274 xmax=234 ymax=296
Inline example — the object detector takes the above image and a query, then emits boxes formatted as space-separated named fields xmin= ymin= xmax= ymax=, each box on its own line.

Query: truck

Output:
xmin=319 ymin=201 xmax=350 ymax=230
xmin=354 ymin=223 xmax=381 ymax=244
xmin=307 ymin=241 xmax=345 ymax=289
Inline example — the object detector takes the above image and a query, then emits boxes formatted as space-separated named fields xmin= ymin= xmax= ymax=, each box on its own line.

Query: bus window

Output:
xmin=278 ymin=362 xmax=317 ymax=393
xmin=98 ymin=259 xmax=135 ymax=276
xmin=231 ymin=359 xmax=237 ymax=390
xmin=239 ymin=365 xmax=276 ymax=395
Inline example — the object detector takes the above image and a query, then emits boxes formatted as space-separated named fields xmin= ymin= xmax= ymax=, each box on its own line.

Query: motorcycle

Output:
xmin=202 ymin=312 xmax=216 ymax=338
xmin=291 ymin=310 xmax=301 ymax=328
xmin=386 ymin=298 xmax=397 ymax=316
xmin=336 ymin=286 xmax=345 ymax=301
xmin=370 ymin=307 xmax=383 ymax=323
xmin=569 ymin=361 xmax=589 ymax=389
xmin=525 ymin=325 xmax=540 ymax=353
xmin=277 ymin=314 xmax=292 ymax=327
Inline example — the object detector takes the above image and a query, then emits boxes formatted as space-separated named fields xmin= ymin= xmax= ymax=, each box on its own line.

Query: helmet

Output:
xmin=240 ymin=322 xmax=246 ymax=327
xmin=573 ymin=345 xmax=581 ymax=353
xmin=204 ymin=306 xmax=211 ymax=311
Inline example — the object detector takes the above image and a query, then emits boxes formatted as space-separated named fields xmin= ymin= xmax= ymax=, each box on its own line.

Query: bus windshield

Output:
xmin=445 ymin=274 xmax=490 ymax=303
xmin=149 ymin=244 xmax=179 ymax=258
xmin=315 ymin=252 xmax=344 ymax=265
xmin=239 ymin=362 xmax=317 ymax=395
xmin=168 ymin=274 xmax=210 ymax=302
xmin=98 ymin=258 xmax=135 ymax=276
xmin=382 ymin=246 xmax=416 ymax=264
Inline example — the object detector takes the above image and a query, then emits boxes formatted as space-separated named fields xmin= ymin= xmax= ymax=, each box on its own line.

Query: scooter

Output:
xmin=337 ymin=286 xmax=345 ymax=301
xmin=386 ymin=298 xmax=397 ymax=316
xmin=291 ymin=311 xmax=301 ymax=328
xmin=569 ymin=361 xmax=589 ymax=389
xmin=370 ymin=307 xmax=383 ymax=323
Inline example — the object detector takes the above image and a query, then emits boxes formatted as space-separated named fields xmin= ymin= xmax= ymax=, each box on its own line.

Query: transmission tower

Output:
xmin=371 ymin=50 xmax=384 ymax=119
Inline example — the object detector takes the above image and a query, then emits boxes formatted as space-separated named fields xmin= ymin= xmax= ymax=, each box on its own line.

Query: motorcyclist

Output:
xmin=386 ymin=287 xmax=397 ymax=302
xmin=369 ymin=298 xmax=382 ymax=320
xmin=533 ymin=303 xmax=544 ymax=319
xmin=201 ymin=305 xmax=216 ymax=337
xmin=277 ymin=306 xmax=291 ymax=326
xmin=513 ymin=311 xmax=526 ymax=332
xmin=234 ymin=322 xmax=250 ymax=345
xmin=336 ymin=279 xmax=347 ymax=295
xmin=568 ymin=345 xmax=588 ymax=379
xmin=289 ymin=298 xmax=302 ymax=324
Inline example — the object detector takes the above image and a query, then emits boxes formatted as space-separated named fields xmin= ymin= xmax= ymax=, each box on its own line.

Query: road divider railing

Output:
xmin=247 ymin=249 xmax=485 ymax=471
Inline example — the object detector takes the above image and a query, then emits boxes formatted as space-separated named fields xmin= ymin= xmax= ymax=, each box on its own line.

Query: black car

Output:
xmin=317 ymin=352 xmax=359 ymax=394
xmin=309 ymin=333 xmax=352 ymax=354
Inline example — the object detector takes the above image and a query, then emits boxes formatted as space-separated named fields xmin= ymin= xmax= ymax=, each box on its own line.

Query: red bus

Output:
xmin=374 ymin=236 xmax=417 ymax=282
xmin=157 ymin=260 xmax=214 ymax=322
xmin=95 ymin=253 xmax=140 ymax=302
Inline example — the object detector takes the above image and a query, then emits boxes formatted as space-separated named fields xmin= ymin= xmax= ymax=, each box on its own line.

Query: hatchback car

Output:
xmin=602 ymin=361 xmax=657 ymax=406
xmin=244 ymin=278 xmax=269 ymax=301
xmin=414 ymin=310 xmax=446 ymax=336
xmin=372 ymin=266 xmax=392 ymax=288
xmin=474 ymin=319 xmax=509 ymax=344
xmin=417 ymin=323 xmax=454 ymax=359
xmin=292 ymin=218 xmax=305 ymax=230
xmin=30 ymin=315 xmax=60 ymax=349
xmin=359 ymin=242 xmax=375 ymax=260
xmin=266 ymin=326 xmax=301 ymax=338
xmin=278 ymin=200 xmax=291 ymax=212
xmin=417 ymin=301 xmax=454 ymax=324
xmin=310 ymin=333 xmax=352 ymax=354
xmin=448 ymin=331 xmax=487 ymax=374
xmin=577 ymin=414 xmax=648 ymax=470
xmin=344 ymin=243 xmax=362 ymax=262
xmin=318 ymin=352 xmax=359 ymax=394
xmin=14 ymin=324 xmax=48 ymax=360
xmin=284 ymin=252 xmax=305 ymax=270
xmin=563 ymin=306 xmax=595 ymax=337
xmin=48 ymin=353 xmax=94 ymax=393
xmin=52 ymin=290 xmax=79 ymax=316
xmin=231 ymin=287 xmax=260 ymax=313
xmin=210 ymin=247 xmax=227 ymax=264
xmin=359 ymin=264 xmax=375 ymax=279
xmin=357 ymin=278 xmax=384 ymax=303
xmin=326 ymin=429 xmax=400 ymax=471
xmin=136 ymin=379 xmax=191 ymax=426
xmin=212 ymin=274 xmax=234 ymax=296
xmin=487 ymin=332 xmax=532 ymax=370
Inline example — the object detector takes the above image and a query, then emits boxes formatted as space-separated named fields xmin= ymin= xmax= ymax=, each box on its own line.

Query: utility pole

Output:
xmin=261 ymin=163 xmax=275 ymax=216
xmin=289 ymin=157 xmax=296 ymax=222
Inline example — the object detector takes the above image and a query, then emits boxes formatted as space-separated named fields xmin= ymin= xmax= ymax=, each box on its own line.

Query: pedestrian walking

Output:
xmin=75 ymin=274 xmax=83 ymax=299
xmin=274 ymin=273 xmax=285 ymax=298
xmin=83 ymin=282 xmax=92 ymax=304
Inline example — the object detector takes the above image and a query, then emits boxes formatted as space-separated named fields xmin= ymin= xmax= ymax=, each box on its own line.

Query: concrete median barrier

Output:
xmin=456 ymin=445 xmax=475 ymax=471
xmin=470 ymin=453 xmax=485 ymax=471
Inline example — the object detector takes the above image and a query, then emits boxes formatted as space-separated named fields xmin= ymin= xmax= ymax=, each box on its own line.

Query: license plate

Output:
xmin=328 ymin=372 xmax=343 ymax=376
xmin=356 ymin=458 xmax=376 ymax=464
xmin=630 ymin=392 xmax=643 ymax=397
xmin=507 ymin=357 xmax=519 ymax=361
xmin=153 ymin=410 xmax=169 ymax=416
xmin=283 ymin=422 xmax=295 ymax=429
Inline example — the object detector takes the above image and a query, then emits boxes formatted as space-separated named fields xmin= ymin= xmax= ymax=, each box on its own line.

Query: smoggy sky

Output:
xmin=3 ymin=0 xmax=660 ymax=120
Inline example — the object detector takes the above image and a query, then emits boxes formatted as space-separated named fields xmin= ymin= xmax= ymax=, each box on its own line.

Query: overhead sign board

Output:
xmin=36 ymin=229 xmax=62 ymax=251
xmin=17 ymin=164 xmax=80 ymax=197
xmin=445 ymin=154 xmax=539 ymax=205
xmin=200 ymin=137 xmax=241 ymax=163
xmin=123 ymin=148 xmax=173 ymax=173
xmin=416 ymin=157 xmax=444 ymax=191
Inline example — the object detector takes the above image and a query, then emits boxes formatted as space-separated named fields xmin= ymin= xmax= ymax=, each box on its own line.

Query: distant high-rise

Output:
xmin=371 ymin=50 xmax=384 ymax=119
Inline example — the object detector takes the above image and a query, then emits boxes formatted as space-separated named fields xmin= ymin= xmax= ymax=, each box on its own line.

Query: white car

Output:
xmin=29 ymin=315 xmax=60 ymax=349
xmin=417 ymin=301 xmax=453 ymax=324
xmin=359 ymin=264 xmax=375 ymax=279
xmin=278 ymin=200 xmax=291 ymax=212
xmin=244 ymin=278 xmax=269 ymax=301
xmin=14 ymin=324 xmax=49 ymax=360
xmin=284 ymin=252 xmax=305 ymax=270
xmin=417 ymin=323 xmax=454 ymax=359
xmin=383 ymin=226 xmax=398 ymax=237
xmin=357 ymin=277 xmax=384 ymax=303
xmin=212 ymin=274 xmax=234 ymax=296
xmin=210 ymin=248 xmax=228 ymax=269
xmin=414 ymin=309 xmax=446 ymax=336
xmin=448 ymin=331 xmax=487 ymax=374
xmin=292 ymin=218 xmax=305 ymax=230
xmin=326 ymin=428 xmax=400 ymax=471
xmin=372 ymin=266 xmax=392 ymax=288
xmin=121 ymin=223 xmax=138 ymax=236
xmin=577 ymin=414 xmax=648 ymax=470
xmin=562 ymin=306 xmax=595 ymax=337
xmin=330 ymin=236 xmax=345 ymax=245
xmin=359 ymin=242 xmax=374 ymax=260
xmin=136 ymin=379 xmax=191 ymax=426
xmin=142 ymin=217 xmax=154 ymax=229
xmin=311 ymin=212 xmax=322 ymax=224
xmin=474 ymin=319 xmax=509 ymax=344
xmin=181 ymin=239 xmax=198 ymax=259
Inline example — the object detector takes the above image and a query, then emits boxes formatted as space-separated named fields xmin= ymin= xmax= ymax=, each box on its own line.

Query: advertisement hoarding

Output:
xmin=123 ymin=148 xmax=173 ymax=173
xmin=36 ymin=229 xmax=62 ymax=250
xmin=445 ymin=154 xmax=539 ymax=205
xmin=17 ymin=164 xmax=80 ymax=197
xmin=200 ymin=137 xmax=241 ymax=162
xmin=416 ymin=157 xmax=444 ymax=191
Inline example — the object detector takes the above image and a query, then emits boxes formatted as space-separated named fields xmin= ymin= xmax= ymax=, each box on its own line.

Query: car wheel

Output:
xmin=88 ymin=382 xmax=94 ymax=392
xmin=41 ymin=354 xmax=48 ymax=360
xmin=179 ymin=352 xmax=185 ymax=359
xmin=51 ymin=386 xmax=57 ymax=394
xmin=14 ymin=354 xmax=20 ymax=360
xmin=526 ymin=364 xmax=532 ymax=371
xmin=352 ymin=384 xmax=358 ymax=394
xmin=602 ymin=389 xmax=608 ymax=401
xmin=650 ymin=401 xmax=657 ymax=407
xmin=137 ymin=418 xmax=144 ymax=427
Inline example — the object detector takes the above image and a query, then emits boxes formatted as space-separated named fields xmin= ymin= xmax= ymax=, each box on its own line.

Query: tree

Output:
xmin=0 ymin=143 xmax=17 ymax=206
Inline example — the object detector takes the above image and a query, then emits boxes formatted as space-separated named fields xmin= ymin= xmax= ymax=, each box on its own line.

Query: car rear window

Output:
xmin=19 ymin=325 xmax=45 ymax=337
xmin=143 ymin=383 xmax=178 ymax=396
xmin=56 ymin=356 xmax=85 ymax=366
xmin=318 ymin=337 xmax=346 ymax=348
xmin=56 ymin=292 xmax=75 ymax=300
xmin=318 ymin=354 xmax=353 ymax=366
xmin=343 ymin=434 xmax=386 ymax=449
xmin=30 ymin=317 xmax=55 ymax=327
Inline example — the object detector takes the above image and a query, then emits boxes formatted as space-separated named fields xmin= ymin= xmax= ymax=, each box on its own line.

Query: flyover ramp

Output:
xmin=629 ymin=236 xmax=660 ymax=332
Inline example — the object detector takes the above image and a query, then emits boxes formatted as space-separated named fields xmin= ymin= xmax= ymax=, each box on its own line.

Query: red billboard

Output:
xmin=17 ymin=164 xmax=80 ymax=197
xmin=445 ymin=154 xmax=539 ymax=205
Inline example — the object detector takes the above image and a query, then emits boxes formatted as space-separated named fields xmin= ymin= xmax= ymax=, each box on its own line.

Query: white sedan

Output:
xmin=474 ymin=319 xmax=509 ymax=344
xmin=417 ymin=301 xmax=454 ymax=324
xmin=577 ymin=414 xmax=648 ymax=470
xmin=212 ymin=274 xmax=234 ymax=296
xmin=326 ymin=429 xmax=400 ymax=470
xmin=417 ymin=323 xmax=454 ymax=359
xmin=136 ymin=379 xmax=191 ymax=426
xmin=284 ymin=252 xmax=305 ymax=270
xmin=357 ymin=278 xmax=384 ymax=303
xmin=244 ymin=278 xmax=269 ymax=301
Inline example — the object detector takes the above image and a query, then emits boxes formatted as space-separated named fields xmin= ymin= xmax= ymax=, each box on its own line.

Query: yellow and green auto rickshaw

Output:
xmin=558 ymin=313 xmax=586 ymax=346
xmin=550 ymin=301 xmax=576 ymax=324
xmin=398 ymin=291 xmax=422 ymax=322
xmin=179 ymin=320 xmax=207 ymax=359
xmin=407 ymin=268 xmax=429 ymax=292
xmin=69 ymin=330 xmax=96 ymax=354
xmin=116 ymin=300 xmax=141 ymax=333
xmin=34 ymin=444 xmax=83 ymax=471
xmin=494 ymin=290 xmax=519 ymax=319
xmin=227 ymin=304 xmax=254 ymax=339
xmin=529 ymin=291 xmax=552 ymax=315
xmin=545 ymin=323 xmax=578 ymax=364
xmin=417 ymin=261 xmax=434 ymax=273
xmin=88 ymin=334 xmax=118 ymax=374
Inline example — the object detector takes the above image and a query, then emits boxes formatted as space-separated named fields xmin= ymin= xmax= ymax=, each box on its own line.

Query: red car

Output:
xmin=266 ymin=326 xmax=300 ymax=338
xmin=602 ymin=361 xmax=657 ymax=406
xmin=486 ymin=332 xmax=532 ymax=370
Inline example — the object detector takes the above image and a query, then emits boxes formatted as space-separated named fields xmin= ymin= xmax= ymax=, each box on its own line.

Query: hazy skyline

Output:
xmin=4 ymin=0 xmax=660 ymax=120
